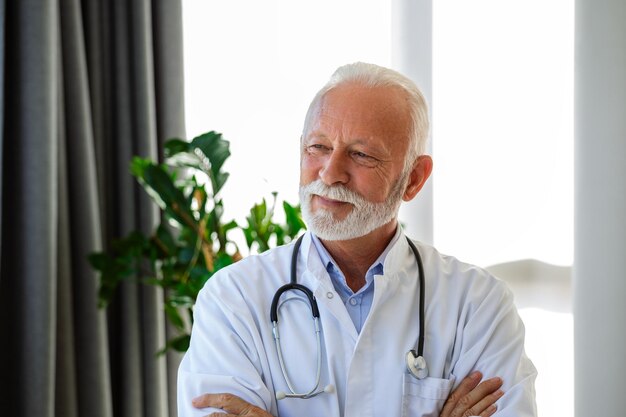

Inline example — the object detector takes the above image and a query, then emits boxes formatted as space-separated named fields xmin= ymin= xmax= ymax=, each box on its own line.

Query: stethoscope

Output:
xmin=270 ymin=234 xmax=428 ymax=401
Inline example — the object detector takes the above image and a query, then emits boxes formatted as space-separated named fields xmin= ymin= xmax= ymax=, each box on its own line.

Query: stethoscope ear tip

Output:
xmin=324 ymin=384 xmax=335 ymax=394
xmin=276 ymin=391 xmax=286 ymax=400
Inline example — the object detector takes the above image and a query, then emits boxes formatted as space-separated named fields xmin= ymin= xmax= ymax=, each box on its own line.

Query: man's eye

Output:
xmin=306 ymin=144 xmax=328 ymax=154
xmin=352 ymin=151 xmax=377 ymax=164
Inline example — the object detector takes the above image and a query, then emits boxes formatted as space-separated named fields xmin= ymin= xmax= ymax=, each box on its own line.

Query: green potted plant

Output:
xmin=89 ymin=131 xmax=305 ymax=353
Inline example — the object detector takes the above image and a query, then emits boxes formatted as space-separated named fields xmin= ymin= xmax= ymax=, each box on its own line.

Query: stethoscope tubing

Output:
xmin=406 ymin=238 xmax=425 ymax=359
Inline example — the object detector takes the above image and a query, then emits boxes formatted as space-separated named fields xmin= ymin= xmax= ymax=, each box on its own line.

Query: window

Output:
xmin=433 ymin=0 xmax=574 ymax=268
xmin=433 ymin=2 xmax=574 ymax=415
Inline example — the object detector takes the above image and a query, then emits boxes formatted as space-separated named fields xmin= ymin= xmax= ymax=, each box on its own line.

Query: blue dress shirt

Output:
xmin=310 ymin=227 xmax=402 ymax=333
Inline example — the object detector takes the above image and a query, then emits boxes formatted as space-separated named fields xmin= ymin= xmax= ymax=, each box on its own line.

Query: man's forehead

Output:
xmin=306 ymin=85 xmax=410 ymax=132
xmin=304 ymin=131 xmax=377 ymax=146
xmin=317 ymin=84 xmax=408 ymax=116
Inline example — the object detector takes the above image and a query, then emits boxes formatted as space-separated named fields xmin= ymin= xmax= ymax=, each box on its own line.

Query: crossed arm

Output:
xmin=191 ymin=370 xmax=504 ymax=417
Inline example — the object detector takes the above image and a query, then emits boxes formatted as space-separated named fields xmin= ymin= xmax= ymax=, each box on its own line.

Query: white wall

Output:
xmin=574 ymin=1 xmax=626 ymax=415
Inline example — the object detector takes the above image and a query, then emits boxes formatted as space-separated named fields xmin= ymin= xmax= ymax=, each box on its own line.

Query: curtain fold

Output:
xmin=0 ymin=2 xmax=59 ymax=415
xmin=0 ymin=1 xmax=186 ymax=416
xmin=0 ymin=0 xmax=5 ymax=262
xmin=58 ymin=0 xmax=113 ymax=416
xmin=151 ymin=5 xmax=187 ymax=415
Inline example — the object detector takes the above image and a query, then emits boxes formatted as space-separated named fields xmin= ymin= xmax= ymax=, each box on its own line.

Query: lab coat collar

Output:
xmin=299 ymin=232 xmax=360 ymax=340
xmin=382 ymin=226 xmax=414 ymax=277
xmin=300 ymin=232 xmax=334 ymax=288
xmin=299 ymin=227 xmax=415 ymax=286
xmin=297 ymin=229 xmax=419 ymax=342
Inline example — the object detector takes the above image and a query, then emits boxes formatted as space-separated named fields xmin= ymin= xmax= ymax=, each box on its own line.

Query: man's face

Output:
xmin=299 ymin=83 xmax=413 ymax=240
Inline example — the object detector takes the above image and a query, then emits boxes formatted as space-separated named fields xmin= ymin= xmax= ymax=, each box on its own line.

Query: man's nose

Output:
xmin=319 ymin=151 xmax=349 ymax=185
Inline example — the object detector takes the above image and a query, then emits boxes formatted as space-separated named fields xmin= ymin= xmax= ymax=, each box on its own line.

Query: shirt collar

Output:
xmin=310 ymin=225 xmax=403 ymax=278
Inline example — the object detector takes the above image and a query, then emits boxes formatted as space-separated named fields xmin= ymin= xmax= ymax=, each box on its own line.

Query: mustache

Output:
xmin=300 ymin=180 xmax=368 ymax=208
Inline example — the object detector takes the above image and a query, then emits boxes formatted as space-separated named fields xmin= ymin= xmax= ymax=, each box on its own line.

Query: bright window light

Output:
xmin=433 ymin=0 xmax=574 ymax=268
xmin=433 ymin=1 xmax=574 ymax=416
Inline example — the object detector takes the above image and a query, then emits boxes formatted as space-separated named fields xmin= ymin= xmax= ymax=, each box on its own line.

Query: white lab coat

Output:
xmin=178 ymin=232 xmax=537 ymax=417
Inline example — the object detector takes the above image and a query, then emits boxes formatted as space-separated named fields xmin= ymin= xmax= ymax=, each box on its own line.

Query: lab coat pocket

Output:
xmin=401 ymin=374 xmax=455 ymax=417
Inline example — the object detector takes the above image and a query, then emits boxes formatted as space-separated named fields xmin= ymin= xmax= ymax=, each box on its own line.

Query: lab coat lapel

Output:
xmin=344 ymin=236 xmax=423 ymax=417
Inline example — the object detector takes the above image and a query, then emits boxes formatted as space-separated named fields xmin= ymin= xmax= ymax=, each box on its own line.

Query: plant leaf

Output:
xmin=164 ymin=303 xmax=186 ymax=331
xmin=283 ymin=201 xmax=306 ymax=237
xmin=157 ymin=334 xmax=191 ymax=356
xmin=168 ymin=295 xmax=195 ymax=308
xmin=164 ymin=138 xmax=191 ymax=158
xmin=135 ymin=163 xmax=196 ymax=227
xmin=154 ymin=223 xmax=177 ymax=256
xmin=190 ymin=131 xmax=231 ymax=195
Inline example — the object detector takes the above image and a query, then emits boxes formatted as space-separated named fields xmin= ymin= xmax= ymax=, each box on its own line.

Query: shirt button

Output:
xmin=326 ymin=292 xmax=334 ymax=299
xmin=349 ymin=298 xmax=358 ymax=306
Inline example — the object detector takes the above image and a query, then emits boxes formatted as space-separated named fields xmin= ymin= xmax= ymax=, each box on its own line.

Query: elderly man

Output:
xmin=178 ymin=63 xmax=537 ymax=417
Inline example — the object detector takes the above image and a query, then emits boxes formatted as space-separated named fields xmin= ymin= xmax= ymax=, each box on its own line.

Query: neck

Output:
xmin=319 ymin=220 xmax=397 ymax=292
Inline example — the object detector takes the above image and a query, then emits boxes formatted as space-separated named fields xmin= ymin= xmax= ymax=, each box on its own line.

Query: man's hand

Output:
xmin=192 ymin=393 xmax=272 ymax=417
xmin=440 ymin=371 xmax=504 ymax=417
xmin=190 ymin=372 xmax=502 ymax=417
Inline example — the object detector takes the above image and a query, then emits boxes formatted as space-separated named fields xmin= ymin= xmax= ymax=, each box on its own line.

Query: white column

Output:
xmin=392 ymin=0 xmax=434 ymax=245
xmin=574 ymin=1 xmax=626 ymax=416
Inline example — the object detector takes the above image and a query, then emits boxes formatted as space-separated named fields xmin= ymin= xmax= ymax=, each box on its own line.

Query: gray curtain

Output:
xmin=0 ymin=1 xmax=186 ymax=416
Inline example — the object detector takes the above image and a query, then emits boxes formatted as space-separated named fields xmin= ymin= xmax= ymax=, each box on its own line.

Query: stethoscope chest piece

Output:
xmin=406 ymin=349 xmax=428 ymax=379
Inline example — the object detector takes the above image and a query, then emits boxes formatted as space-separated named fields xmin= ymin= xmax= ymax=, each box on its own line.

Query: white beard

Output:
xmin=299 ymin=176 xmax=408 ymax=241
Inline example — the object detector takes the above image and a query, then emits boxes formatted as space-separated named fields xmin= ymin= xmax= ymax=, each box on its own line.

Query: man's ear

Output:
xmin=403 ymin=155 xmax=433 ymax=201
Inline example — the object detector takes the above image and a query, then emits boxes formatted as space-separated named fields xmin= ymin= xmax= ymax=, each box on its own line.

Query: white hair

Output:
xmin=302 ymin=62 xmax=430 ymax=168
